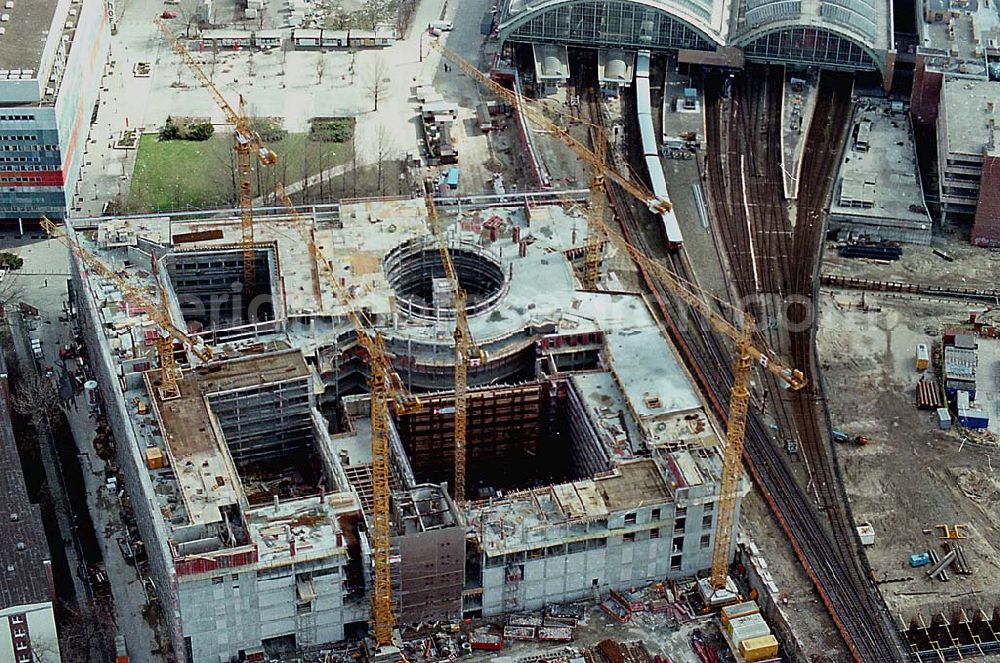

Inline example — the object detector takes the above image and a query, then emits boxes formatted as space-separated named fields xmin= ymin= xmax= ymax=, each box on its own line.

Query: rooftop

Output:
xmin=941 ymin=78 xmax=1000 ymax=156
xmin=920 ymin=0 xmax=1000 ymax=61
xmin=0 ymin=0 xmax=59 ymax=74
xmin=0 ymin=352 xmax=52 ymax=611
xmin=468 ymin=458 xmax=674 ymax=555
xmin=831 ymin=100 xmax=931 ymax=231
xmin=149 ymin=350 xmax=311 ymax=526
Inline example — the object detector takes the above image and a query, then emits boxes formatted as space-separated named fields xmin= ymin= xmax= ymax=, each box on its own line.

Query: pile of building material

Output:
xmin=718 ymin=601 xmax=780 ymax=662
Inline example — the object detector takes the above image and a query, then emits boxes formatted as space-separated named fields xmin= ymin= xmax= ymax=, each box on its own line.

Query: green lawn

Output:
xmin=128 ymin=131 xmax=353 ymax=213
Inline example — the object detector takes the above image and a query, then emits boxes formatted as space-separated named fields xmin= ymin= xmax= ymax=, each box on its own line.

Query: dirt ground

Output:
xmin=816 ymin=280 xmax=1000 ymax=624
xmin=823 ymin=235 xmax=1000 ymax=289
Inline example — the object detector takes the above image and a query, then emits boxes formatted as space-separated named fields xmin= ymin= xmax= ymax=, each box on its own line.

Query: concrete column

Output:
xmin=17 ymin=218 xmax=23 ymax=236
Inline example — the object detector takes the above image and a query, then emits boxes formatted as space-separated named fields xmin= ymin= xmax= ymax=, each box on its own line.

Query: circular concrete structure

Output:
xmin=383 ymin=238 xmax=509 ymax=320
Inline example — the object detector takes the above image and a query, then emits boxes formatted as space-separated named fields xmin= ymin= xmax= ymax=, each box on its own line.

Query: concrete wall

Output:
xmin=177 ymin=551 xmax=366 ymax=661
xmin=395 ymin=524 xmax=465 ymax=622
xmin=478 ymin=499 xmax=721 ymax=615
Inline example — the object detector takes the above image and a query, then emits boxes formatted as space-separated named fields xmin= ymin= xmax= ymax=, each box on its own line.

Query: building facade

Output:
xmin=0 ymin=0 xmax=110 ymax=221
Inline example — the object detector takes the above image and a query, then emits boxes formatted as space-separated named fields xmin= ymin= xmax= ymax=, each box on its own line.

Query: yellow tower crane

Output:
xmin=274 ymin=185 xmax=418 ymax=655
xmin=156 ymin=19 xmax=278 ymax=296
xmin=583 ymin=127 xmax=608 ymax=289
xmin=430 ymin=42 xmax=807 ymax=598
xmin=422 ymin=194 xmax=485 ymax=502
xmin=41 ymin=218 xmax=213 ymax=399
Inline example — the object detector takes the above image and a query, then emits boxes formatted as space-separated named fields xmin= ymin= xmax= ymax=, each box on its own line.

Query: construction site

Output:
xmin=64 ymin=185 xmax=758 ymax=661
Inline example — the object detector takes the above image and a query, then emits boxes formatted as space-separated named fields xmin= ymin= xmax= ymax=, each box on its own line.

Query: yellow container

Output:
xmin=740 ymin=634 xmax=779 ymax=662
xmin=146 ymin=446 xmax=165 ymax=470
xmin=721 ymin=601 xmax=759 ymax=629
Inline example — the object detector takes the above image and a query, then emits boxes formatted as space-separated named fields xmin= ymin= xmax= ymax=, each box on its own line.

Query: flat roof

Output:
xmin=831 ymin=101 xmax=931 ymax=229
xmin=470 ymin=459 xmax=673 ymax=555
xmin=0 ymin=0 xmax=60 ymax=73
xmin=942 ymin=78 xmax=1000 ymax=156
xmin=151 ymin=350 xmax=310 ymax=526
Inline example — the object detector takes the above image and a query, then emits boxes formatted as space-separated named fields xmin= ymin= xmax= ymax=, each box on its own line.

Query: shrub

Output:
xmin=250 ymin=117 xmax=287 ymax=143
xmin=309 ymin=117 xmax=355 ymax=143
xmin=160 ymin=116 xmax=180 ymax=140
xmin=0 ymin=253 xmax=23 ymax=270
xmin=187 ymin=122 xmax=215 ymax=141
xmin=160 ymin=117 xmax=214 ymax=141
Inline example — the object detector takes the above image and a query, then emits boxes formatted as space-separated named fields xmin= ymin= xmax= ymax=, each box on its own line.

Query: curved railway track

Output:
xmin=577 ymin=61 xmax=905 ymax=662
xmin=703 ymin=68 xmax=905 ymax=662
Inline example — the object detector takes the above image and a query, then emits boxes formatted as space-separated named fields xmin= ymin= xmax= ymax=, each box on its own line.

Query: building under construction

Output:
xmin=68 ymin=196 xmax=740 ymax=663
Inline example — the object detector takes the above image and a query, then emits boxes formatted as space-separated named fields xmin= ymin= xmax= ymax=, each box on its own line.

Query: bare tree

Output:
xmin=316 ymin=51 xmax=326 ymax=84
xmin=363 ymin=55 xmax=389 ymax=112
xmin=12 ymin=374 xmax=60 ymax=437
xmin=363 ymin=0 xmax=381 ymax=29
xmin=373 ymin=122 xmax=392 ymax=193
xmin=0 ymin=271 xmax=24 ymax=314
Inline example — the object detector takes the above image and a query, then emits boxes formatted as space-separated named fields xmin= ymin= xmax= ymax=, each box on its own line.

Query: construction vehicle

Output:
xmin=422 ymin=193 xmax=486 ymax=502
xmin=833 ymin=430 xmax=871 ymax=446
xmin=431 ymin=43 xmax=807 ymax=602
xmin=156 ymin=19 xmax=277 ymax=297
xmin=41 ymin=218 xmax=213 ymax=399
xmin=274 ymin=184 xmax=417 ymax=658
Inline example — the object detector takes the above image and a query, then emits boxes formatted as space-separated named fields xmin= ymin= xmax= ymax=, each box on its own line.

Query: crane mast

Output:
xmin=422 ymin=194 xmax=481 ymax=502
xmin=430 ymin=43 xmax=807 ymax=596
xmin=41 ymin=218 xmax=213 ymax=399
xmin=156 ymin=19 xmax=278 ymax=296
xmin=274 ymin=185 xmax=417 ymax=651
xmin=583 ymin=127 xmax=608 ymax=289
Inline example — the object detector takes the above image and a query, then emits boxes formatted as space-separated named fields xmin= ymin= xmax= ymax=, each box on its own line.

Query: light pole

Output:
xmin=419 ymin=30 xmax=424 ymax=63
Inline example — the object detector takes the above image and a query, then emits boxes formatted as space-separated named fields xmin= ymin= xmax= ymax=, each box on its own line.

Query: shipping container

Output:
xmin=916 ymin=343 xmax=930 ymax=371
xmin=729 ymin=613 xmax=770 ymax=644
xmin=740 ymin=634 xmax=780 ymax=662
xmin=910 ymin=552 xmax=931 ymax=567
xmin=720 ymin=600 xmax=759 ymax=628
xmin=146 ymin=446 xmax=165 ymax=469
xmin=958 ymin=408 xmax=989 ymax=429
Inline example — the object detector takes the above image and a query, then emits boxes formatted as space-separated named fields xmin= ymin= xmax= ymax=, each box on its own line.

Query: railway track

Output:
xmin=702 ymin=68 xmax=905 ymax=661
xmin=567 ymin=57 xmax=906 ymax=662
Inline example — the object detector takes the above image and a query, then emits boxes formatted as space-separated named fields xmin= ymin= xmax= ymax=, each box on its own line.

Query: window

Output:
xmin=651 ymin=508 xmax=661 ymax=521
xmin=702 ymin=514 xmax=713 ymax=529
xmin=670 ymin=554 xmax=682 ymax=571
xmin=650 ymin=528 xmax=660 ymax=540
xmin=700 ymin=534 xmax=711 ymax=549
xmin=674 ymin=517 xmax=686 ymax=533
xmin=13 ymin=627 xmax=25 ymax=637
xmin=675 ymin=506 xmax=686 ymax=517
xmin=10 ymin=614 xmax=24 ymax=624
xmin=15 ymin=641 xmax=28 ymax=651
xmin=624 ymin=512 xmax=636 ymax=525
xmin=18 ymin=655 xmax=30 ymax=663
xmin=623 ymin=532 xmax=635 ymax=543
xmin=212 ymin=576 xmax=224 ymax=585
